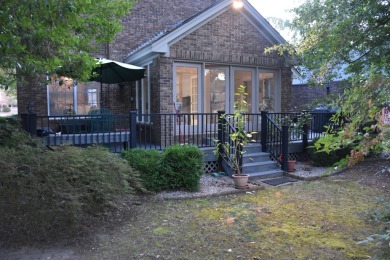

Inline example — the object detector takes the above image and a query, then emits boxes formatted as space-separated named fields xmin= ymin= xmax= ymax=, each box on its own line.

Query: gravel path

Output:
xmin=153 ymin=162 xmax=333 ymax=200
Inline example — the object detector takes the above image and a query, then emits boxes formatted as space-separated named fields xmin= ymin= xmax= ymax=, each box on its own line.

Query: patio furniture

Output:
xmin=88 ymin=108 xmax=113 ymax=132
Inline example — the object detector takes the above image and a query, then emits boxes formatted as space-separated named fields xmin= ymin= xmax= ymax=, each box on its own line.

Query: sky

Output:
xmin=247 ymin=0 xmax=306 ymax=40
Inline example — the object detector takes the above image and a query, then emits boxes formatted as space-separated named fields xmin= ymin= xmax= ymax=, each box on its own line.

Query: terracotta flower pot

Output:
xmin=287 ymin=160 xmax=296 ymax=172
xmin=232 ymin=174 xmax=249 ymax=189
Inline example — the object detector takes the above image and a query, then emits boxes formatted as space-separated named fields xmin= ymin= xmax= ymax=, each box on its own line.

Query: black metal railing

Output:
xmin=24 ymin=110 xmax=337 ymax=156
xmin=135 ymin=112 xmax=220 ymax=150
xmin=35 ymin=112 xmax=136 ymax=153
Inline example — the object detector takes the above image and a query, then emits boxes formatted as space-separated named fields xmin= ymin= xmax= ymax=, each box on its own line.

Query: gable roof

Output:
xmin=123 ymin=0 xmax=287 ymax=65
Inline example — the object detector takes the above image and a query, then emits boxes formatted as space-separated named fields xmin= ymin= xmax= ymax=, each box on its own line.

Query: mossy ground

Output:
xmin=1 ymin=160 xmax=389 ymax=259
xmin=75 ymin=161 xmax=390 ymax=259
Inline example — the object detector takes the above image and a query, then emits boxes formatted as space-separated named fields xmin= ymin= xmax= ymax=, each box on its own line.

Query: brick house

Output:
xmin=17 ymin=0 xmax=292 ymax=117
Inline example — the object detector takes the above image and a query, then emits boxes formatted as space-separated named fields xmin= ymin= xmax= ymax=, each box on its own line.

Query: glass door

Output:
xmin=232 ymin=68 xmax=255 ymax=113
xmin=258 ymin=71 xmax=277 ymax=112
xmin=174 ymin=63 xmax=201 ymax=126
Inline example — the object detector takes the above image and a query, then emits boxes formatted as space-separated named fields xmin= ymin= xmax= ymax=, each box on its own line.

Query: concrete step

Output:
xmin=243 ymin=143 xmax=261 ymax=154
xmin=242 ymin=152 xmax=271 ymax=164
xmin=242 ymin=161 xmax=279 ymax=174
xmin=248 ymin=169 xmax=285 ymax=180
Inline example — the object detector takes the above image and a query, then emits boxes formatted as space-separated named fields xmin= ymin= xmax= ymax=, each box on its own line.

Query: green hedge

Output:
xmin=122 ymin=148 xmax=167 ymax=191
xmin=161 ymin=144 xmax=204 ymax=192
xmin=122 ymin=144 xmax=204 ymax=192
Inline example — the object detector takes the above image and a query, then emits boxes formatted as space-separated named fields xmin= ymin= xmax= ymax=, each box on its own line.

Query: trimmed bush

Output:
xmin=122 ymin=148 xmax=167 ymax=191
xmin=161 ymin=144 xmax=204 ymax=191
xmin=122 ymin=145 xmax=205 ymax=192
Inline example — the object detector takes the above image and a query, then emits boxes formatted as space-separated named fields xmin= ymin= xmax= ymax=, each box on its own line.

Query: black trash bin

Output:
xmin=311 ymin=107 xmax=331 ymax=133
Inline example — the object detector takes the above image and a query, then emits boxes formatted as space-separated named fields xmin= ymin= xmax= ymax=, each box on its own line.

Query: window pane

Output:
xmin=259 ymin=72 xmax=275 ymax=111
xmin=205 ymin=66 xmax=226 ymax=114
xmin=77 ymin=84 xmax=99 ymax=114
xmin=175 ymin=66 xmax=198 ymax=114
xmin=48 ymin=83 xmax=74 ymax=115
xmin=234 ymin=70 xmax=252 ymax=112
xmin=48 ymin=80 xmax=100 ymax=115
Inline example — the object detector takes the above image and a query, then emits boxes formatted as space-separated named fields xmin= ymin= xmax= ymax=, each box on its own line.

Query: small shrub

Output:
xmin=122 ymin=148 xmax=167 ymax=191
xmin=161 ymin=144 xmax=204 ymax=191
xmin=307 ymin=137 xmax=352 ymax=167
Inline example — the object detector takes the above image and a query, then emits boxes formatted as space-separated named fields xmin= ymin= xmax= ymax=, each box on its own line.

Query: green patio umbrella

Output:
xmin=91 ymin=58 xmax=145 ymax=106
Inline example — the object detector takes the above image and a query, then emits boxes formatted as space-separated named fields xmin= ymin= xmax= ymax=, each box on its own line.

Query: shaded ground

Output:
xmin=1 ymin=159 xmax=389 ymax=259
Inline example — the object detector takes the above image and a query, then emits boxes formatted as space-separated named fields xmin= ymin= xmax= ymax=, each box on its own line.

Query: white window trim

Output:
xmin=136 ymin=62 xmax=151 ymax=123
xmin=173 ymin=62 xmax=202 ymax=114
xmin=258 ymin=69 xmax=281 ymax=113
xmin=230 ymin=67 xmax=256 ymax=114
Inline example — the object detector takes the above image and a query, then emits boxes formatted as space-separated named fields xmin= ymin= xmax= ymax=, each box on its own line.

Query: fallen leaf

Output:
xmin=226 ymin=217 xmax=235 ymax=224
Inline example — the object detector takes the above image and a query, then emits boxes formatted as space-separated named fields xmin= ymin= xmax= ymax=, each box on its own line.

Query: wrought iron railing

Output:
xmin=27 ymin=111 xmax=336 ymax=156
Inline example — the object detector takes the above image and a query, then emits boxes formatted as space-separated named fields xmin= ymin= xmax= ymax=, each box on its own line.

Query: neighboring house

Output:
xmin=290 ymin=66 xmax=349 ymax=111
xmin=17 ymin=0 xmax=293 ymax=117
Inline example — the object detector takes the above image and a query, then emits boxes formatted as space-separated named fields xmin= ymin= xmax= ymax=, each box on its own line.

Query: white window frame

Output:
xmin=257 ymin=69 xmax=281 ymax=113
xmin=136 ymin=63 xmax=150 ymax=123
xmin=230 ymin=67 xmax=256 ymax=114
xmin=47 ymin=85 xmax=78 ymax=116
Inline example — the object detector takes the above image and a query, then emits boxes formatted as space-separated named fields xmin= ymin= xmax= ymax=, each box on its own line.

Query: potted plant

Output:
xmin=214 ymin=85 xmax=255 ymax=189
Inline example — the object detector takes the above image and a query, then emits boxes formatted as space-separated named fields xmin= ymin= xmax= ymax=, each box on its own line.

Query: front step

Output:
xmin=241 ymin=144 xmax=284 ymax=179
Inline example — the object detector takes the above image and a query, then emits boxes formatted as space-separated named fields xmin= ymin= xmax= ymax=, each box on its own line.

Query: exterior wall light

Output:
xmin=233 ymin=0 xmax=244 ymax=9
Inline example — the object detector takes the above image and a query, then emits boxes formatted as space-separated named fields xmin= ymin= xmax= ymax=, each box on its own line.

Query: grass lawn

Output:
xmin=77 ymin=161 xmax=390 ymax=259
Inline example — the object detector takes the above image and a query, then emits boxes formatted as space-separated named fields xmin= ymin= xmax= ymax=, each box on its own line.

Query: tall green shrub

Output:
xmin=161 ymin=144 xmax=204 ymax=192
xmin=122 ymin=148 xmax=167 ymax=191
xmin=0 ymin=143 xmax=143 ymax=243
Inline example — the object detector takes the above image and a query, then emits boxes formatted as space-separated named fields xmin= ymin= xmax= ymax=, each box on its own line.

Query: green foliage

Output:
xmin=122 ymin=148 xmax=167 ymax=191
xmin=161 ymin=144 xmax=204 ymax=192
xmin=266 ymin=0 xmax=390 ymax=165
xmin=0 ymin=123 xmax=144 ymax=243
xmin=307 ymin=138 xmax=352 ymax=167
xmin=266 ymin=0 xmax=389 ymax=84
xmin=214 ymin=85 xmax=255 ymax=175
xmin=0 ymin=0 xmax=136 ymax=85
xmin=122 ymin=145 xmax=204 ymax=192
xmin=309 ymin=74 xmax=390 ymax=167
xmin=0 ymin=116 xmax=36 ymax=148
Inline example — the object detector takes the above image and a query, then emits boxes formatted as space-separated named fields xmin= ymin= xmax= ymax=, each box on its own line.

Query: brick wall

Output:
xmin=280 ymin=67 xmax=292 ymax=112
xmin=17 ymin=75 xmax=48 ymax=116
xmin=290 ymin=81 xmax=346 ymax=111
xmin=170 ymin=8 xmax=284 ymax=67
xmin=109 ymin=0 xmax=221 ymax=61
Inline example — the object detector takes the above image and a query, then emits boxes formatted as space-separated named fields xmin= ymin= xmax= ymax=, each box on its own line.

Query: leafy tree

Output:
xmin=266 ymin=0 xmax=390 ymax=165
xmin=0 ymin=0 xmax=136 ymax=85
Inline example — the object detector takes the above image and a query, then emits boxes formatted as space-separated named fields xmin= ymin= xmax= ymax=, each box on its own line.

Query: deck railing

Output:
xmin=24 ymin=110 xmax=336 ymax=154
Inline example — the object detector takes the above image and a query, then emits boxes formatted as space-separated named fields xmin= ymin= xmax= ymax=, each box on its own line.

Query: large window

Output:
xmin=173 ymin=63 xmax=281 ymax=117
xmin=174 ymin=64 xmax=200 ymax=114
xmin=48 ymin=78 xmax=99 ymax=116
